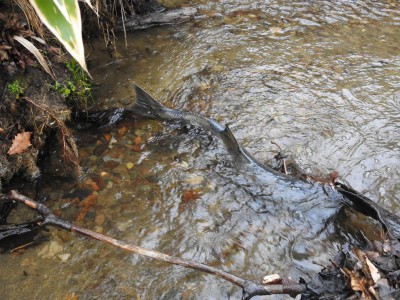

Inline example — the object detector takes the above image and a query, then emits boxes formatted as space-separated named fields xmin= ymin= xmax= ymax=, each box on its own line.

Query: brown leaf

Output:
xmin=63 ymin=293 xmax=78 ymax=300
xmin=365 ymin=257 xmax=381 ymax=284
xmin=353 ymin=248 xmax=380 ymax=285
xmin=0 ymin=127 xmax=4 ymax=134
xmin=7 ymin=132 xmax=32 ymax=155
xmin=343 ymin=268 xmax=375 ymax=300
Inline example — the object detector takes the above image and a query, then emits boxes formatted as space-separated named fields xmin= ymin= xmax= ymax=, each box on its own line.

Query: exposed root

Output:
xmin=22 ymin=96 xmax=80 ymax=172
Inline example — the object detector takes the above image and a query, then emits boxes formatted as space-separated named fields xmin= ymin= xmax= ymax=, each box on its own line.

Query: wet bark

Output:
xmin=132 ymin=0 xmax=166 ymax=14
xmin=116 ymin=7 xmax=198 ymax=31
xmin=336 ymin=182 xmax=400 ymax=239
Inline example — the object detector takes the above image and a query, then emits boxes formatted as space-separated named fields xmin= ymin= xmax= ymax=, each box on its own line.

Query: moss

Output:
xmin=51 ymin=59 xmax=93 ymax=109
xmin=6 ymin=78 xmax=24 ymax=99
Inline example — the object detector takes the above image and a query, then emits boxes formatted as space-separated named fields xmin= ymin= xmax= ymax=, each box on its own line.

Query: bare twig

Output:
xmin=10 ymin=241 xmax=34 ymax=253
xmin=282 ymin=159 xmax=287 ymax=175
xmin=6 ymin=190 xmax=307 ymax=300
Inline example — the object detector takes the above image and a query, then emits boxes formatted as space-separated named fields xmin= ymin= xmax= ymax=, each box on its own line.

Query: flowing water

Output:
xmin=1 ymin=0 xmax=399 ymax=299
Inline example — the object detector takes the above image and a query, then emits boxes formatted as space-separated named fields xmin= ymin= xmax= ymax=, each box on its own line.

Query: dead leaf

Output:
xmin=63 ymin=293 xmax=78 ymax=300
xmin=365 ymin=257 xmax=381 ymax=284
xmin=13 ymin=35 xmax=54 ymax=79
xmin=0 ymin=127 xmax=4 ymax=134
xmin=343 ymin=268 xmax=375 ymax=300
xmin=7 ymin=132 xmax=32 ymax=155
xmin=353 ymin=248 xmax=380 ymax=286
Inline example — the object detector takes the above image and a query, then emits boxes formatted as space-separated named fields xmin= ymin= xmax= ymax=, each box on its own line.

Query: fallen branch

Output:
xmin=335 ymin=182 xmax=400 ymax=239
xmin=6 ymin=190 xmax=307 ymax=300
xmin=116 ymin=7 xmax=198 ymax=31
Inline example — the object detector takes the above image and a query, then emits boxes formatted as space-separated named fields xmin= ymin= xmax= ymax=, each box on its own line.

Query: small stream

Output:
xmin=1 ymin=0 xmax=399 ymax=299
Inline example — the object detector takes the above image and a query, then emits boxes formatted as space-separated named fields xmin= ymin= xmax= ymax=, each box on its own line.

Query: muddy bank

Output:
xmin=0 ymin=64 xmax=80 ymax=193
xmin=0 ymin=1 xmax=197 ymax=195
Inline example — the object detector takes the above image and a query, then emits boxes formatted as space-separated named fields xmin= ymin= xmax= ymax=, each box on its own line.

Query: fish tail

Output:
xmin=131 ymin=84 xmax=167 ymax=118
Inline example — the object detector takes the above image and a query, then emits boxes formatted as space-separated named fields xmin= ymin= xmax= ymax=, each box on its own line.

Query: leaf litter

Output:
xmin=7 ymin=132 xmax=32 ymax=155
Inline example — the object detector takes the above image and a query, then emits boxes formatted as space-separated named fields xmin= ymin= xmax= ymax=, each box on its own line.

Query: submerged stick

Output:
xmin=7 ymin=190 xmax=306 ymax=300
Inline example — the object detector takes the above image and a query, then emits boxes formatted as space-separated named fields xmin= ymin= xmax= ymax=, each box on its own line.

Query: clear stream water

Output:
xmin=1 ymin=0 xmax=399 ymax=299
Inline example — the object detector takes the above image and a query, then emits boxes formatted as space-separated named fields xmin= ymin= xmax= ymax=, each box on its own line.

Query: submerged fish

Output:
xmin=130 ymin=83 xmax=346 ymax=216
xmin=129 ymin=84 xmax=400 ymax=239
xmin=131 ymin=84 xmax=301 ymax=180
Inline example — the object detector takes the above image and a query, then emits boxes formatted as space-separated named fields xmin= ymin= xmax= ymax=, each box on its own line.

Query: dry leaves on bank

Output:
xmin=343 ymin=248 xmax=387 ymax=300
xmin=7 ymin=132 xmax=32 ymax=155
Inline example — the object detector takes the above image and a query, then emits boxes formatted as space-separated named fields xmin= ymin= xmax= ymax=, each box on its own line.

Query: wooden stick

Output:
xmin=7 ymin=190 xmax=306 ymax=299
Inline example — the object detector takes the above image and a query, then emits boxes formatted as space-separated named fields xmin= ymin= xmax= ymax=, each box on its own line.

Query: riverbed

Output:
xmin=1 ymin=0 xmax=399 ymax=299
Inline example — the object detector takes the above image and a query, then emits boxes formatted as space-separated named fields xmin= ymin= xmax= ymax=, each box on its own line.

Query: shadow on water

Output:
xmin=1 ymin=0 xmax=399 ymax=299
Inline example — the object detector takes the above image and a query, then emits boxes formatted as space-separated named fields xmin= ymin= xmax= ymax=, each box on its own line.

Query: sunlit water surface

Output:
xmin=1 ymin=0 xmax=399 ymax=299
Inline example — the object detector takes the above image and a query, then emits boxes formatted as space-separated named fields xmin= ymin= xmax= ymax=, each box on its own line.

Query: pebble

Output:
xmin=95 ymin=213 xmax=106 ymax=226
xmin=21 ymin=258 xmax=31 ymax=267
xmin=95 ymin=226 xmax=104 ymax=234
xmin=134 ymin=136 xmax=142 ymax=145
xmin=115 ymin=192 xmax=122 ymax=200
xmin=103 ymin=155 xmax=122 ymax=163
xmin=185 ymin=175 xmax=204 ymax=185
xmin=37 ymin=245 xmax=49 ymax=257
xmin=139 ymin=185 xmax=152 ymax=192
xmin=298 ymin=18 xmax=320 ymax=27
xmin=116 ymin=221 xmax=132 ymax=231
xmin=109 ymin=136 xmax=118 ymax=148
xmin=58 ymin=253 xmax=71 ymax=262
xmin=93 ymin=143 xmax=108 ymax=156
xmin=106 ymin=181 xmax=113 ymax=189
xmin=38 ymin=241 xmax=63 ymax=258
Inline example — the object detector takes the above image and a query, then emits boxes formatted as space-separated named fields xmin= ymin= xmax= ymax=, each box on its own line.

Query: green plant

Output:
xmin=52 ymin=81 xmax=72 ymax=97
xmin=7 ymin=79 xmax=24 ymax=99
xmin=29 ymin=0 xmax=89 ymax=74
xmin=51 ymin=59 xmax=93 ymax=108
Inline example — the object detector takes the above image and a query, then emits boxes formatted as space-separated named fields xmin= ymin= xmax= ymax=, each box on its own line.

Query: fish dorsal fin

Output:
xmin=220 ymin=125 xmax=241 ymax=153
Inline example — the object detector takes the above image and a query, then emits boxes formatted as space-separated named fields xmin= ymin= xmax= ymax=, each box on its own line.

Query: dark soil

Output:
xmin=0 ymin=2 xmax=81 ymax=198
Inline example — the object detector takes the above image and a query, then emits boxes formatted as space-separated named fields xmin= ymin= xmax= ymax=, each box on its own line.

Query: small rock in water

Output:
xmin=115 ymin=192 xmax=122 ymax=200
xmin=109 ymin=136 xmax=118 ymax=148
xmin=106 ymin=181 xmax=113 ymax=189
xmin=95 ymin=213 xmax=106 ymax=226
xmin=38 ymin=241 xmax=63 ymax=258
xmin=270 ymin=26 xmax=283 ymax=34
xmin=185 ymin=175 xmax=204 ymax=185
xmin=118 ymin=126 xmax=127 ymax=136
xmin=95 ymin=226 xmax=104 ymax=234
xmin=93 ymin=143 xmax=108 ymax=156
xmin=116 ymin=220 xmax=132 ymax=232
xmin=298 ymin=18 xmax=320 ymax=27
xmin=37 ymin=244 xmax=49 ymax=257
xmin=134 ymin=136 xmax=142 ymax=145
xmin=58 ymin=253 xmax=71 ymax=262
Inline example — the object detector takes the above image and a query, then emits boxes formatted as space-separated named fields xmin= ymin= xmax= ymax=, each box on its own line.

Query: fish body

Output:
xmin=130 ymin=84 xmax=291 ymax=179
